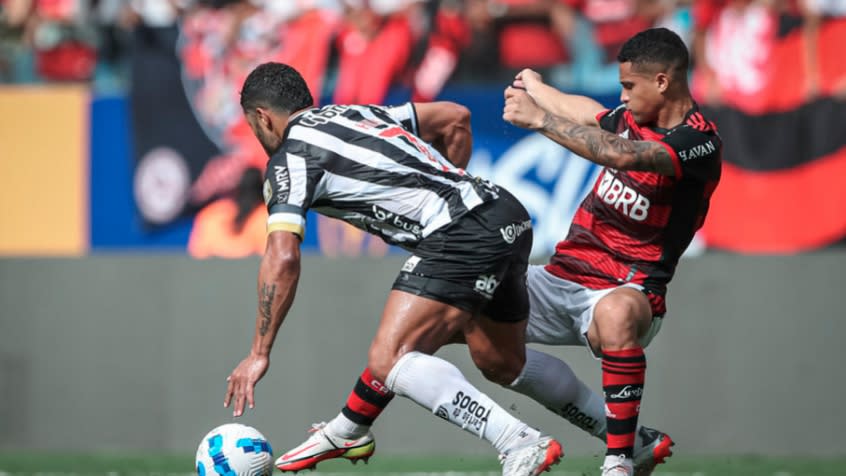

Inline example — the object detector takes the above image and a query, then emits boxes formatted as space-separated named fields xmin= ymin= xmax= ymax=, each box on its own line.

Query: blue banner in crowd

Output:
xmin=89 ymin=88 xmax=617 ymax=258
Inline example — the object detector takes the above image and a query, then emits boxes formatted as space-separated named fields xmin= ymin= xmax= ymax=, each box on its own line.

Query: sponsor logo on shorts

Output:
xmin=474 ymin=274 xmax=499 ymax=298
xmin=435 ymin=406 xmax=450 ymax=421
xmin=401 ymin=255 xmax=421 ymax=273
xmin=500 ymin=219 xmax=532 ymax=244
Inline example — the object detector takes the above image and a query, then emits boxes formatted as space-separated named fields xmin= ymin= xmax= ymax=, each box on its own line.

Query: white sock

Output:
xmin=509 ymin=348 xmax=608 ymax=439
xmin=325 ymin=413 xmax=369 ymax=439
xmin=386 ymin=351 xmax=542 ymax=454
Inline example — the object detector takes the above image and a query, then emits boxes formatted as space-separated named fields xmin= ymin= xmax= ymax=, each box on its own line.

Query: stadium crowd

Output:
xmin=3 ymin=0 xmax=842 ymax=100
xmin=3 ymin=0 xmax=845 ymax=260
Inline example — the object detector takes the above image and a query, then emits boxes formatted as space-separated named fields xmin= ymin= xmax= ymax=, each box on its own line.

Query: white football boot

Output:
xmin=499 ymin=436 xmax=563 ymax=476
xmin=601 ymin=454 xmax=634 ymax=476
xmin=275 ymin=422 xmax=374 ymax=472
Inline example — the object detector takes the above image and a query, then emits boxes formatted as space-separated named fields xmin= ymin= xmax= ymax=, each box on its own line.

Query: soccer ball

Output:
xmin=195 ymin=423 xmax=274 ymax=476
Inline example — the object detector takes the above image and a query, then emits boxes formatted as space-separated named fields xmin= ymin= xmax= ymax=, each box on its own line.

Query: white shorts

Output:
xmin=524 ymin=265 xmax=663 ymax=357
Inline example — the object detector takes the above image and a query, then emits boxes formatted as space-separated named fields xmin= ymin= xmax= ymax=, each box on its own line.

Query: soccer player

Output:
xmin=502 ymin=27 xmax=721 ymax=476
xmin=286 ymin=28 xmax=721 ymax=476
xmin=223 ymin=62 xmax=563 ymax=476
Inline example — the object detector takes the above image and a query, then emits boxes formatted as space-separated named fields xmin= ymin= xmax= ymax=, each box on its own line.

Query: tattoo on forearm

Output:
xmin=259 ymin=282 xmax=276 ymax=336
xmin=541 ymin=112 xmax=675 ymax=175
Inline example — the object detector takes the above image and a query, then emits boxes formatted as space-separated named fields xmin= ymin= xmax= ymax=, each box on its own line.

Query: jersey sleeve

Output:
xmin=263 ymin=148 xmax=313 ymax=239
xmin=596 ymin=104 xmax=627 ymax=133
xmin=383 ymin=102 xmax=419 ymax=136
xmin=660 ymin=127 xmax=722 ymax=181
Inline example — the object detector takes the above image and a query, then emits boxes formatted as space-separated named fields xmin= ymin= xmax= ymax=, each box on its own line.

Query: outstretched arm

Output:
xmin=514 ymin=68 xmax=605 ymax=126
xmin=413 ymin=102 xmax=473 ymax=169
xmin=503 ymin=87 xmax=677 ymax=176
xmin=225 ymin=230 xmax=302 ymax=416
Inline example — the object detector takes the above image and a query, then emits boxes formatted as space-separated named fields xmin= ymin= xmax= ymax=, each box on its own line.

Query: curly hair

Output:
xmin=240 ymin=62 xmax=314 ymax=114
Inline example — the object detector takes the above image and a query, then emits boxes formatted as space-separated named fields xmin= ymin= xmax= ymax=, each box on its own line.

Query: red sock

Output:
xmin=602 ymin=347 xmax=646 ymax=459
xmin=341 ymin=368 xmax=395 ymax=425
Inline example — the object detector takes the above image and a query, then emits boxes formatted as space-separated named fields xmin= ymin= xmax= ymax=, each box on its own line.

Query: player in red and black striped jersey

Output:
xmin=503 ymin=27 xmax=721 ymax=476
xmin=549 ymin=100 xmax=721 ymax=316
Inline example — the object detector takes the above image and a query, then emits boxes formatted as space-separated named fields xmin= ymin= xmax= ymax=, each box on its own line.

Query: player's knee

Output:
xmin=594 ymin=292 xmax=649 ymax=348
xmin=469 ymin=348 xmax=525 ymax=386
xmin=367 ymin=346 xmax=396 ymax=383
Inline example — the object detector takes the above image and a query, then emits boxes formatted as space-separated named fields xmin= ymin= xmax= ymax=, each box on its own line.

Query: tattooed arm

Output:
xmin=252 ymin=231 xmax=301 ymax=353
xmin=503 ymin=87 xmax=677 ymax=176
xmin=225 ymin=230 xmax=301 ymax=416
xmin=538 ymin=112 xmax=677 ymax=176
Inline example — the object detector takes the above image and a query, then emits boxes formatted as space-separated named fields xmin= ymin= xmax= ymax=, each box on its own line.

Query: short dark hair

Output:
xmin=240 ymin=62 xmax=314 ymax=114
xmin=617 ymin=28 xmax=689 ymax=79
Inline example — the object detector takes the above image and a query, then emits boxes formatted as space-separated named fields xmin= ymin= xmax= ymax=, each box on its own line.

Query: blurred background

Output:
xmin=1 ymin=0 xmax=846 ymax=472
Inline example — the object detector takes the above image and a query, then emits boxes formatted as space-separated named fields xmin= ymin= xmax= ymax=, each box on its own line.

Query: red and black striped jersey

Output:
xmin=545 ymin=104 xmax=722 ymax=316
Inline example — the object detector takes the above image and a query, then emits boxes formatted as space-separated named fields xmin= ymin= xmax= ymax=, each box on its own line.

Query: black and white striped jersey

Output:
xmin=262 ymin=102 xmax=499 ymax=249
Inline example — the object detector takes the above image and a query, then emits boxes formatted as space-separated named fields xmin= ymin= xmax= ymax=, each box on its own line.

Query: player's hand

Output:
xmin=224 ymin=353 xmax=269 ymax=417
xmin=513 ymin=68 xmax=544 ymax=96
xmin=503 ymin=87 xmax=546 ymax=130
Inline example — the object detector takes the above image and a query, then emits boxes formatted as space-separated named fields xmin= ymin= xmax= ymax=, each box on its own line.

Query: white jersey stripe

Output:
xmin=289 ymin=125 xmax=483 ymax=211
xmin=333 ymin=113 xmax=461 ymax=176
xmin=315 ymin=169 xmax=454 ymax=237
xmin=288 ymin=126 xmax=423 ymax=177
xmin=286 ymin=152 xmax=308 ymax=207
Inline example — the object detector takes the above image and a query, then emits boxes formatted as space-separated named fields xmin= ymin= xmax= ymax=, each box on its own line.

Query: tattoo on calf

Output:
xmin=259 ymin=282 xmax=276 ymax=336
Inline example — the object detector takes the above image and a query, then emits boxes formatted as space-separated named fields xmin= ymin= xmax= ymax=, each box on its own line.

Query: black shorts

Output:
xmin=392 ymin=188 xmax=532 ymax=322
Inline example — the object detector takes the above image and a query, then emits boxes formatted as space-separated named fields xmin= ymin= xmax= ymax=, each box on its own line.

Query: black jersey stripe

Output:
xmin=340 ymin=107 xmax=395 ymax=130
xmin=661 ymin=176 xmax=707 ymax=263
xmin=313 ymin=117 xmax=479 ymax=188
xmin=285 ymin=137 xmax=472 ymax=219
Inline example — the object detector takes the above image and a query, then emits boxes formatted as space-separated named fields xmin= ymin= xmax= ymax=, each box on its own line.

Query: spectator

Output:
xmin=332 ymin=0 xmax=426 ymax=104
xmin=183 ymin=0 xmax=342 ymax=209
xmin=0 ymin=0 xmax=37 ymax=82
xmin=461 ymin=0 xmax=568 ymax=79
xmin=691 ymin=0 xmax=779 ymax=106
xmin=690 ymin=0 xmax=846 ymax=109
xmin=27 ymin=0 xmax=98 ymax=82
xmin=411 ymin=0 xmax=471 ymax=101
xmin=549 ymin=0 xmax=660 ymax=94
xmin=799 ymin=0 xmax=846 ymax=99
xmin=91 ymin=0 xmax=132 ymax=93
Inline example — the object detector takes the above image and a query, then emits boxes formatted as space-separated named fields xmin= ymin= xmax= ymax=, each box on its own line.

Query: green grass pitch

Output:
xmin=1 ymin=453 xmax=845 ymax=476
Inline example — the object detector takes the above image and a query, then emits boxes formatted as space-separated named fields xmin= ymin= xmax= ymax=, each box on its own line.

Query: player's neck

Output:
xmin=655 ymin=95 xmax=695 ymax=130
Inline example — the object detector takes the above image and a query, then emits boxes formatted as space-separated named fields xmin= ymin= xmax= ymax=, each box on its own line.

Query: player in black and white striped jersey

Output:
xmin=223 ymin=62 xmax=562 ymax=476
xmin=264 ymin=101 xmax=496 ymax=248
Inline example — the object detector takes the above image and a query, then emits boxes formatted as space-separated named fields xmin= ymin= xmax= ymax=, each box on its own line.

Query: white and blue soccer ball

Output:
xmin=195 ymin=423 xmax=274 ymax=476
